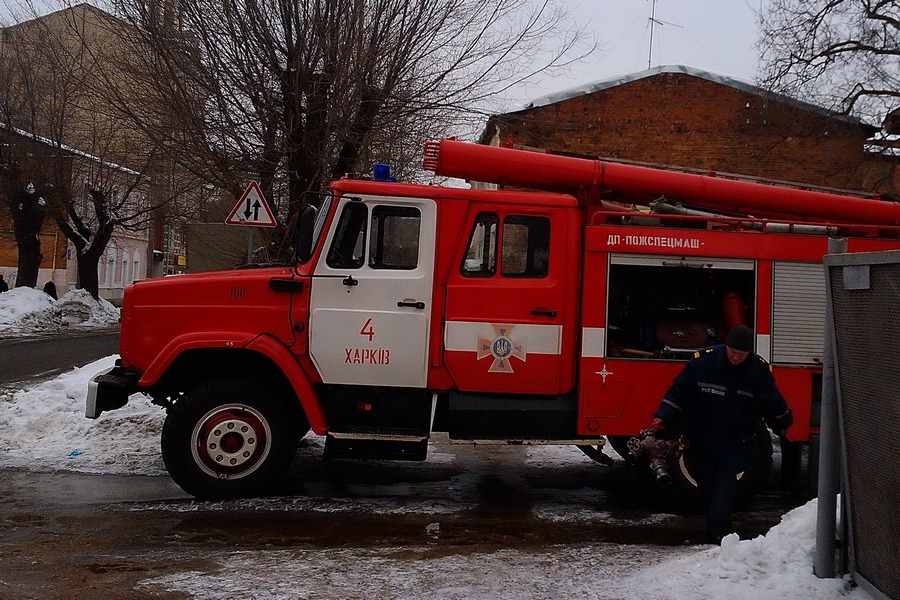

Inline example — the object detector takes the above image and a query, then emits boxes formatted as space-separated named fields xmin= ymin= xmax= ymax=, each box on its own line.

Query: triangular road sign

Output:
xmin=225 ymin=181 xmax=277 ymax=227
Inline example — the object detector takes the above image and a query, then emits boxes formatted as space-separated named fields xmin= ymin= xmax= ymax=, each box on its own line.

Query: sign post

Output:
xmin=225 ymin=181 xmax=277 ymax=263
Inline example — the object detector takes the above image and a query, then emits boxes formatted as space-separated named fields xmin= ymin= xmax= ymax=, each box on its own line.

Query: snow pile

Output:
xmin=0 ymin=286 xmax=62 ymax=332
xmin=56 ymin=289 xmax=121 ymax=326
xmin=624 ymin=500 xmax=863 ymax=599
xmin=0 ymin=286 xmax=119 ymax=334
xmin=0 ymin=355 xmax=165 ymax=475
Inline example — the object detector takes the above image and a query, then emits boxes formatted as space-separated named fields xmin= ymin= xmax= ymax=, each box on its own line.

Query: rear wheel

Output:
xmin=161 ymin=377 xmax=306 ymax=500
xmin=665 ymin=419 xmax=774 ymax=511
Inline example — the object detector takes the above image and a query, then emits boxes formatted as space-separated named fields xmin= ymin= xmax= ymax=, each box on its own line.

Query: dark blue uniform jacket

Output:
xmin=654 ymin=346 xmax=793 ymax=454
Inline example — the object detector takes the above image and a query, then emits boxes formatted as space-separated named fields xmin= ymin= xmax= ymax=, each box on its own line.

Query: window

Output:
xmin=461 ymin=213 xmax=498 ymax=277
xmin=326 ymin=202 xmax=367 ymax=269
xmin=326 ymin=202 xmax=422 ymax=271
xmin=121 ymin=251 xmax=129 ymax=285
xmin=132 ymin=254 xmax=141 ymax=283
xmin=369 ymin=205 xmax=420 ymax=270
xmin=501 ymin=215 xmax=550 ymax=278
xmin=105 ymin=250 xmax=115 ymax=287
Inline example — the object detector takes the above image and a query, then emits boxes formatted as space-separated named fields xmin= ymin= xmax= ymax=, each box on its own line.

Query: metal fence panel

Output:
xmin=825 ymin=250 xmax=900 ymax=600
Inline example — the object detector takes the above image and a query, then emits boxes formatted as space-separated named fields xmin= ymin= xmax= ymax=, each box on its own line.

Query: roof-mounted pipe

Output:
xmin=423 ymin=139 xmax=900 ymax=226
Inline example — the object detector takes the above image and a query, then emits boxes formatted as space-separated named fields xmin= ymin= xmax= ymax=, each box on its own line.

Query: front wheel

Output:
xmin=161 ymin=377 xmax=305 ymax=500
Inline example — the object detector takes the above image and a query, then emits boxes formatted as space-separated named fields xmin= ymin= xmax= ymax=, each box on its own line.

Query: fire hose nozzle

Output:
xmin=626 ymin=429 xmax=684 ymax=486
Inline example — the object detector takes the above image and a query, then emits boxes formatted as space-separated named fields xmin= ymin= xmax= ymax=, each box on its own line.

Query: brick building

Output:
xmin=483 ymin=65 xmax=898 ymax=196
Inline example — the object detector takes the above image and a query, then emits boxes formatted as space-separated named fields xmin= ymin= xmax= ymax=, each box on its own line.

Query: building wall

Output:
xmin=486 ymin=70 xmax=898 ymax=195
xmin=0 ymin=230 xmax=68 ymax=293
xmin=0 ymin=4 xmax=160 ymax=301
xmin=1 ymin=4 xmax=148 ymax=167
xmin=94 ymin=230 xmax=149 ymax=302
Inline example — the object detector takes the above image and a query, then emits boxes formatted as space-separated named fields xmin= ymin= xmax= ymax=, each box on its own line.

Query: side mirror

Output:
xmin=294 ymin=205 xmax=317 ymax=262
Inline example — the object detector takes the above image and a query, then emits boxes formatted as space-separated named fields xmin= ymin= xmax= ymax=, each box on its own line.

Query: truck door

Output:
xmin=443 ymin=207 xmax=579 ymax=395
xmin=308 ymin=195 xmax=436 ymax=387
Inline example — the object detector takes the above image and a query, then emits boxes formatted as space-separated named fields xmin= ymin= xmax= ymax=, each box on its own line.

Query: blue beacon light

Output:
xmin=373 ymin=163 xmax=396 ymax=181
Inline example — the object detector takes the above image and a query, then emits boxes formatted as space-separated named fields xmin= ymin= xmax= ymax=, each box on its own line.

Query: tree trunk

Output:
xmin=13 ymin=233 xmax=42 ymax=288
xmin=73 ymin=220 xmax=113 ymax=301
xmin=76 ymin=252 xmax=101 ymax=300
xmin=9 ymin=188 xmax=46 ymax=288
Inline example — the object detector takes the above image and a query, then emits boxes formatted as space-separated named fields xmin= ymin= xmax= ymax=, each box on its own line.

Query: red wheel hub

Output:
xmin=191 ymin=405 xmax=272 ymax=479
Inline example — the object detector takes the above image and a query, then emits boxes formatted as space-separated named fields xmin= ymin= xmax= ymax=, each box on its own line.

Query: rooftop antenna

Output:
xmin=647 ymin=0 xmax=683 ymax=69
xmin=648 ymin=0 xmax=657 ymax=69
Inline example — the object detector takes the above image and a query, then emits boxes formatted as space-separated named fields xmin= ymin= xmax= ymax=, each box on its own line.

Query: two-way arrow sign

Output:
xmin=225 ymin=181 xmax=277 ymax=227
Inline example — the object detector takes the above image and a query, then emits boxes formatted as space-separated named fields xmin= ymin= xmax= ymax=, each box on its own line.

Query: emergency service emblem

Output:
xmin=476 ymin=323 xmax=526 ymax=373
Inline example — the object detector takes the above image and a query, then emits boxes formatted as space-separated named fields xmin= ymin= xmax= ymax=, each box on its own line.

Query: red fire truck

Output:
xmin=86 ymin=139 xmax=900 ymax=502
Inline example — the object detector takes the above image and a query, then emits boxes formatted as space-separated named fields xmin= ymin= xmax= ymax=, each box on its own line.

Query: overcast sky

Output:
xmin=499 ymin=0 xmax=765 ymax=110
xmin=3 ymin=0 xmax=768 ymax=123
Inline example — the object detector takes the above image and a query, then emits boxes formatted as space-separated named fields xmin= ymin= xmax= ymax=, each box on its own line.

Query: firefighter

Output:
xmin=651 ymin=324 xmax=793 ymax=543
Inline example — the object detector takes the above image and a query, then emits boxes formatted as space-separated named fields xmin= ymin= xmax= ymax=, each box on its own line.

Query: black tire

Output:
xmin=161 ymin=377 xmax=306 ymax=500
xmin=664 ymin=419 xmax=774 ymax=511
xmin=606 ymin=435 xmax=633 ymax=460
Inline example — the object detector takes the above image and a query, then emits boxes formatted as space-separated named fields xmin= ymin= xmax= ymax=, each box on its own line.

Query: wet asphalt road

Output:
xmin=0 ymin=326 xmax=119 ymax=384
xmin=0 ymin=436 xmax=807 ymax=599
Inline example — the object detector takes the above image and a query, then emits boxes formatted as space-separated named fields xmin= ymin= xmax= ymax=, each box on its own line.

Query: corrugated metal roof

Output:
xmin=519 ymin=64 xmax=873 ymax=130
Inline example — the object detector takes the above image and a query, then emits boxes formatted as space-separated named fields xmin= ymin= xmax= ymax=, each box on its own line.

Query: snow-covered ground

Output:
xmin=0 ymin=288 xmax=867 ymax=599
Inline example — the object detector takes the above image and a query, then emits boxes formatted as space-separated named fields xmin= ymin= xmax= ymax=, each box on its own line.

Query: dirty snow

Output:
xmin=0 ymin=288 xmax=867 ymax=600
xmin=0 ymin=355 xmax=166 ymax=475
xmin=0 ymin=286 xmax=119 ymax=334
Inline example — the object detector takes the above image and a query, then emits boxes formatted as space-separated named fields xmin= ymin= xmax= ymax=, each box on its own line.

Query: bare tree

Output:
xmin=0 ymin=149 xmax=49 ymax=289
xmin=0 ymin=2 xmax=165 ymax=298
xmin=107 ymin=0 xmax=590 ymax=259
xmin=0 ymin=11 xmax=53 ymax=288
xmin=758 ymin=0 xmax=900 ymax=124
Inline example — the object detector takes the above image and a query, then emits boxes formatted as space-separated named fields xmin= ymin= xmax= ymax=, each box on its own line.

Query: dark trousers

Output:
xmin=700 ymin=462 xmax=740 ymax=542
xmin=695 ymin=442 xmax=751 ymax=543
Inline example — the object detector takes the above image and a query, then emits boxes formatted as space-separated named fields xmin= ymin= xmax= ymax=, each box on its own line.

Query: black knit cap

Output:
xmin=725 ymin=325 xmax=754 ymax=352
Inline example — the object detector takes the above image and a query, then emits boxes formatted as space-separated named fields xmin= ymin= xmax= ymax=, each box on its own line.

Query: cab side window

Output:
xmin=326 ymin=202 xmax=367 ymax=269
xmin=501 ymin=215 xmax=550 ymax=278
xmin=369 ymin=205 xmax=421 ymax=270
xmin=461 ymin=213 xmax=550 ymax=278
xmin=461 ymin=213 xmax=498 ymax=276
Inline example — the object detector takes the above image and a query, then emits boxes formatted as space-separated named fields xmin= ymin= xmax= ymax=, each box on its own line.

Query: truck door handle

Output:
xmin=397 ymin=300 xmax=426 ymax=309
xmin=530 ymin=308 xmax=557 ymax=317
xmin=342 ymin=275 xmax=359 ymax=287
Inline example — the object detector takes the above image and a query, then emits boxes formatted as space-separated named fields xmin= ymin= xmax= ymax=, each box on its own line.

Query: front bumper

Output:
xmin=85 ymin=364 xmax=142 ymax=419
